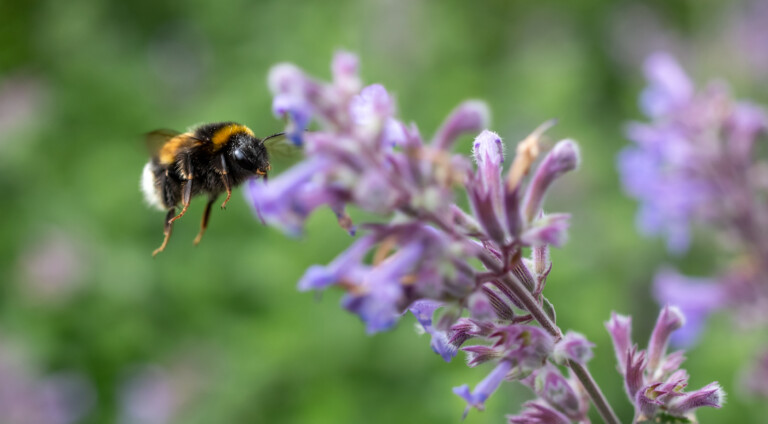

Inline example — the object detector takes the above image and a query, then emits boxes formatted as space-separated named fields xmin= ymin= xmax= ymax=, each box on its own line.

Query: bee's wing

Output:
xmin=263 ymin=132 xmax=301 ymax=159
xmin=145 ymin=129 xmax=182 ymax=156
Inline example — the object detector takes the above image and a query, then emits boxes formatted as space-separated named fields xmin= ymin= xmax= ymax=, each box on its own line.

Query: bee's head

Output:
xmin=230 ymin=133 xmax=270 ymax=176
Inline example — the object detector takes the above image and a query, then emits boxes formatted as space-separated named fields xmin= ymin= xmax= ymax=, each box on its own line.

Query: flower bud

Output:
xmin=553 ymin=331 xmax=594 ymax=365
xmin=647 ymin=305 xmax=685 ymax=376
xmin=522 ymin=139 xmax=580 ymax=222
xmin=605 ymin=312 xmax=633 ymax=372
xmin=432 ymin=100 xmax=490 ymax=151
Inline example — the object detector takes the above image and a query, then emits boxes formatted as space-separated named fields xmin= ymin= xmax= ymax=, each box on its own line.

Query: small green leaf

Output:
xmin=542 ymin=297 xmax=556 ymax=324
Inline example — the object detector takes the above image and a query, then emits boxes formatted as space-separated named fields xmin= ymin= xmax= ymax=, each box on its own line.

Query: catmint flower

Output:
xmin=605 ymin=307 xmax=724 ymax=422
xmin=411 ymin=300 xmax=458 ymax=361
xmin=453 ymin=360 xmax=513 ymax=412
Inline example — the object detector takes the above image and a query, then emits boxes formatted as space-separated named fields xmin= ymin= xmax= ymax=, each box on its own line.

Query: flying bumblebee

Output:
xmin=141 ymin=122 xmax=289 ymax=256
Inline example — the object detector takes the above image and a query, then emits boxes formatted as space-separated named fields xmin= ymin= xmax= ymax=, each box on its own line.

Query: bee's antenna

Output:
xmin=262 ymin=132 xmax=285 ymax=142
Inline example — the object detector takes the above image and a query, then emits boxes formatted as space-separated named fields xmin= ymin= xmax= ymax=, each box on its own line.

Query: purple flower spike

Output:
xmin=667 ymin=382 xmax=725 ymax=415
xmin=432 ymin=100 xmax=490 ymax=151
xmin=260 ymin=53 xmax=601 ymax=422
xmin=453 ymin=360 xmax=512 ymax=413
xmin=605 ymin=312 xmax=632 ymax=371
xmin=508 ymin=401 xmax=571 ymax=424
xmin=653 ymin=268 xmax=725 ymax=347
xmin=553 ymin=331 xmax=594 ymax=365
xmin=522 ymin=139 xmax=580 ymax=222
xmin=647 ymin=305 xmax=685 ymax=375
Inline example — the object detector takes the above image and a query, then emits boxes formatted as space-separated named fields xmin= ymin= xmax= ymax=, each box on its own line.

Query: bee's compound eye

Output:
xmin=233 ymin=149 xmax=245 ymax=161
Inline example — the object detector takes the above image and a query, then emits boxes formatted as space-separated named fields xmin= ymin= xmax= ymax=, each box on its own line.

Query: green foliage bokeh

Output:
xmin=1 ymin=0 xmax=766 ymax=423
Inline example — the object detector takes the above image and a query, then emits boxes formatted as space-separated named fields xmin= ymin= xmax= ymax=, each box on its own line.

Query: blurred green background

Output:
xmin=1 ymin=0 xmax=767 ymax=423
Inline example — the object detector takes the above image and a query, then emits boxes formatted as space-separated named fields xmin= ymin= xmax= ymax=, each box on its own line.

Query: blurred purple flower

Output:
xmin=618 ymin=52 xmax=768 ymax=254
xmin=17 ymin=230 xmax=86 ymax=303
xmin=741 ymin=349 xmax=768 ymax=398
xmin=118 ymin=362 xmax=203 ymax=424
xmin=653 ymin=267 xmax=725 ymax=347
xmin=0 ymin=344 xmax=94 ymax=424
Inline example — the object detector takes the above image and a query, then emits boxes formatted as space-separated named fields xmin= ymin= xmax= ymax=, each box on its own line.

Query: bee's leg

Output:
xmin=216 ymin=154 xmax=232 ymax=209
xmin=169 ymin=155 xmax=193 ymax=224
xmin=193 ymin=194 xmax=218 ymax=245
xmin=153 ymin=207 xmax=177 ymax=256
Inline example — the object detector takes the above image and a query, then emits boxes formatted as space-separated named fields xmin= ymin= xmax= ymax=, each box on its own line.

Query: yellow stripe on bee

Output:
xmin=211 ymin=124 xmax=254 ymax=149
xmin=159 ymin=135 xmax=198 ymax=165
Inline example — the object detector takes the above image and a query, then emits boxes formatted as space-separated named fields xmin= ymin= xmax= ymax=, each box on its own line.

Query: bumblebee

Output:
xmin=141 ymin=122 xmax=286 ymax=256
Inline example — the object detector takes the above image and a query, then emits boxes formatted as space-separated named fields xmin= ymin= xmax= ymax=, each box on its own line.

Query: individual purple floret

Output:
xmin=605 ymin=306 xmax=725 ymax=422
xmin=249 ymin=52 xmax=634 ymax=423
